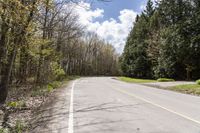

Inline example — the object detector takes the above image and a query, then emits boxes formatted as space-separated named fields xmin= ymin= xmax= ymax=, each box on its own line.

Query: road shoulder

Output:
xmin=30 ymin=82 xmax=73 ymax=133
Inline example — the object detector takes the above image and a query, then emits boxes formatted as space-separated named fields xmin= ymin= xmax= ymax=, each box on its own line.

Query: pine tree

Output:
xmin=122 ymin=0 xmax=200 ymax=80
xmin=144 ymin=0 xmax=155 ymax=18
xmin=121 ymin=0 xmax=155 ymax=78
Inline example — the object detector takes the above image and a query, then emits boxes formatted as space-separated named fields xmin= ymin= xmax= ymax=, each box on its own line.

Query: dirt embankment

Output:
xmin=0 ymin=81 xmax=72 ymax=132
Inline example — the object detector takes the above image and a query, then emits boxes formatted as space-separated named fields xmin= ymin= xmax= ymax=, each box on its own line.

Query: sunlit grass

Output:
xmin=119 ymin=77 xmax=156 ymax=83
xmin=157 ymin=78 xmax=175 ymax=82
xmin=169 ymin=84 xmax=200 ymax=95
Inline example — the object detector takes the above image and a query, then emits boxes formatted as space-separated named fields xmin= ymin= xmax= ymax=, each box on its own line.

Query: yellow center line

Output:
xmin=111 ymin=86 xmax=200 ymax=125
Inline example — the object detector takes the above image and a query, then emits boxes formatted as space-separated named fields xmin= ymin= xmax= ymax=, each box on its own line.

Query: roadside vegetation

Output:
xmin=119 ymin=77 xmax=156 ymax=83
xmin=119 ymin=0 xmax=200 ymax=96
xmin=157 ymin=78 xmax=175 ymax=82
xmin=0 ymin=0 xmax=200 ymax=131
xmin=168 ymin=79 xmax=200 ymax=95
xmin=0 ymin=76 xmax=78 ymax=132
xmin=169 ymin=83 xmax=200 ymax=96
xmin=0 ymin=0 xmax=119 ymax=104
xmin=120 ymin=0 xmax=200 ymax=81
xmin=196 ymin=80 xmax=200 ymax=85
xmin=119 ymin=77 xmax=175 ymax=83
xmin=0 ymin=0 xmax=119 ymax=131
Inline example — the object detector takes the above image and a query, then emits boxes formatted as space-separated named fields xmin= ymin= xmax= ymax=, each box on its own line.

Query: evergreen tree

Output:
xmin=144 ymin=0 xmax=155 ymax=18
xmin=122 ymin=0 xmax=200 ymax=80
xmin=121 ymin=0 xmax=155 ymax=78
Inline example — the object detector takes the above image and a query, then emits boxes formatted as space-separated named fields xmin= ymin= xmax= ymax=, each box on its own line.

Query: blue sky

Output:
xmin=91 ymin=0 xmax=147 ymax=21
xmin=75 ymin=0 xmax=150 ymax=53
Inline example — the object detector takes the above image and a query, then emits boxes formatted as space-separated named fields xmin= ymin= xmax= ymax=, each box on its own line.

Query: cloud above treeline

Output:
xmin=74 ymin=2 xmax=137 ymax=53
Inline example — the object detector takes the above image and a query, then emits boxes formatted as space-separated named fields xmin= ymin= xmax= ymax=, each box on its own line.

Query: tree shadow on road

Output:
xmin=30 ymin=99 xmax=144 ymax=133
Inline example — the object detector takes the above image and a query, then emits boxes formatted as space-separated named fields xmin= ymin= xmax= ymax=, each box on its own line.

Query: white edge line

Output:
xmin=68 ymin=80 xmax=76 ymax=133
xmin=112 ymin=87 xmax=200 ymax=125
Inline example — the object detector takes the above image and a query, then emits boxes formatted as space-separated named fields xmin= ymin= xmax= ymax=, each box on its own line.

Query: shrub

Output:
xmin=51 ymin=62 xmax=66 ymax=81
xmin=7 ymin=101 xmax=18 ymax=108
xmin=47 ymin=85 xmax=54 ymax=92
xmin=157 ymin=78 xmax=175 ymax=82
xmin=0 ymin=128 xmax=6 ymax=133
xmin=0 ymin=128 xmax=9 ymax=133
xmin=31 ymin=82 xmax=61 ymax=97
xmin=48 ymin=81 xmax=61 ymax=89
xmin=7 ymin=101 xmax=26 ymax=108
xmin=55 ymin=68 xmax=66 ymax=81
xmin=196 ymin=79 xmax=200 ymax=85
xmin=12 ymin=120 xmax=26 ymax=133
xmin=31 ymin=89 xmax=46 ymax=97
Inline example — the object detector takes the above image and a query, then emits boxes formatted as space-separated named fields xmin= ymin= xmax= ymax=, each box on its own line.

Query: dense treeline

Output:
xmin=0 ymin=0 xmax=119 ymax=103
xmin=121 ymin=0 xmax=200 ymax=80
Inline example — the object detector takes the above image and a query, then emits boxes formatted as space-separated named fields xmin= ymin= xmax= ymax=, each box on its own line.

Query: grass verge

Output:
xmin=168 ymin=84 xmax=200 ymax=95
xmin=157 ymin=78 xmax=175 ymax=82
xmin=31 ymin=76 xmax=80 ymax=96
xmin=118 ymin=77 xmax=156 ymax=83
xmin=196 ymin=79 xmax=200 ymax=85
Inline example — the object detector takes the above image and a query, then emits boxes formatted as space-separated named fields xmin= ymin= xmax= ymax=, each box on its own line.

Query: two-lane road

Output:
xmin=69 ymin=77 xmax=200 ymax=133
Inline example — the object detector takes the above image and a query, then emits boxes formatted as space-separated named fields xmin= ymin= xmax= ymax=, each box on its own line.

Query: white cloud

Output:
xmin=74 ymin=2 xmax=104 ymax=26
xmin=74 ymin=2 xmax=137 ymax=53
xmin=140 ymin=3 xmax=146 ymax=10
xmin=96 ymin=10 xmax=137 ymax=52
xmin=66 ymin=1 xmax=166 ymax=53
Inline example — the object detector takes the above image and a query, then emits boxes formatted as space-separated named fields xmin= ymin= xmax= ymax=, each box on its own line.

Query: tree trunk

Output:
xmin=0 ymin=21 xmax=9 ymax=104
xmin=36 ymin=0 xmax=49 ymax=84
xmin=186 ymin=69 xmax=191 ymax=81
xmin=0 ymin=22 xmax=9 ymax=71
xmin=0 ymin=46 xmax=17 ymax=104
xmin=18 ymin=41 xmax=29 ymax=84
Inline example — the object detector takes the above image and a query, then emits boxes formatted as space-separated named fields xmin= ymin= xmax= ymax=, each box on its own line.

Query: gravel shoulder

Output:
xmin=30 ymin=82 xmax=72 ymax=133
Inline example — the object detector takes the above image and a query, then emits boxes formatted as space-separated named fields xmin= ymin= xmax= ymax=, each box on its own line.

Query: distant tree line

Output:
xmin=0 ymin=0 xmax=119 ymax=104
xmin=121 ymin=0 xmax=200 ymax=80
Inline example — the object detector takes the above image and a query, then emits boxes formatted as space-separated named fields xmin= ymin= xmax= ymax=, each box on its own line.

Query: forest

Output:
xmin=0 ymin=0 xmax=119 ymax=104
xmin=1 ymin=0 xmax=200 ymax=132
xmin=121 ymin=0 xmax=200 ymax=80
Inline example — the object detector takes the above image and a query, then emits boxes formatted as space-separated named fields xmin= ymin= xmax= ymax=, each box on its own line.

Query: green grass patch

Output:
xmin=196 ymin=79 xmax=200 ymax=85
xmin=31 ymin=86 xmax=48 ymax=97
xmin=7 ymin=101 xmax=26 ymax=108
xmin=169 ymin=84 xmax=200 ymax=95
xmin=31 ymin=76 xmax=80 ymax=97
xmin=119 ymin=77 xmax=156 ymax=83
xmin=11 ymin=120 xmax=27 ymax=133
xmin=0 ymin=121 xmax=27 ymax=133
xmin=47 ymin=85 xmax=54 ymax=92
xmin=157 ymin=78 xmax=175 ymax=82
xmin=48 ymin=81 xmax=62 ymax=89
xmin=0 ymin=128 xmax=8 ymax=133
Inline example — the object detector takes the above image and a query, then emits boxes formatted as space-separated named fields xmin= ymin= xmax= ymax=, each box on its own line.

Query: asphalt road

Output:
xmin=71 ymin=77 xmax=200 ymax=133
